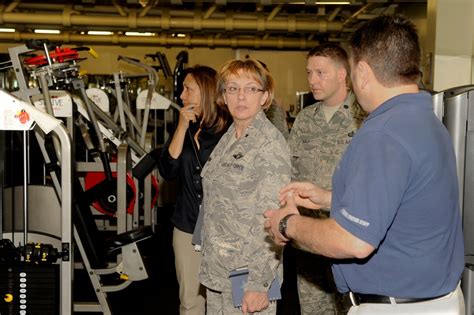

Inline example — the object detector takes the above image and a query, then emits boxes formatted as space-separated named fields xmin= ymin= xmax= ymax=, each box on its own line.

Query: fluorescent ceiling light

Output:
xmin=0 ymin=28 xmax=15 ymax=33
xmin=293 ymin=1 xmax=350 ymax=4
xmin=125 ymin=32 xmax=155 ymax=36
xmin=88 ymin=31 xmax=113 ymax=35
xmin=34 ymin=29 xmax=60 ymax=34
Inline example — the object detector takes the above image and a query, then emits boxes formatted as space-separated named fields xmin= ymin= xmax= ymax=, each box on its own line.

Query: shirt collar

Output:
xmin=314 ymin=90 xmax=355 ymax=114
xmin=242 ymin=110 xmax=267 ymax=137
xmin=365 ymin=92 xmax=431 ymax=122
xmin=227 ymin=109 xmax=267 ymax=139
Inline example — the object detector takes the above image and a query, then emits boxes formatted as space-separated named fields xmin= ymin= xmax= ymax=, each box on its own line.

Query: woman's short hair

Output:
xmin=216 ymin=58 xmax=274 ymax=110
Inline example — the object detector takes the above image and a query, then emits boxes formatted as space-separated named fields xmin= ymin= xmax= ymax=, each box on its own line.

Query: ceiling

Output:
xmin=0 ymin=0 xmax=427 ymax=50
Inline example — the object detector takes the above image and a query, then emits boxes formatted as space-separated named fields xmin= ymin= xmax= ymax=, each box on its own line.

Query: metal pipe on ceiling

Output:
xmin=11 ymin=3 xmax=214 ymax=18
xmin=0 ymin=11 xmax=344 ymax=33
xmin=5 ymin=0 xmax=21 ymax=13
xmin=111 ymin=0 xmax=127 ymax=17
xmin=342 ymin=3 xmax=374 ymax=27
xmin=267 ymin=4 xmax=283 ymax=21
xmin=11 ymin=3 xmax=332 ymax=21
xmin=0 ymin=31 xmax=318 ymax=50
xmin=328 ymin=6 xmax=342 ymax=22
xmin=203 ymin=4 xmax=218 ymax=19
xmin=139 ymin=1 xmax=157 ymax=17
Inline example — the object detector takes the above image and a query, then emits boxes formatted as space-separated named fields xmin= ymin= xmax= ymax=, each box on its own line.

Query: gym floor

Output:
xmin=74 ymin=205 xmax=300 ymax=315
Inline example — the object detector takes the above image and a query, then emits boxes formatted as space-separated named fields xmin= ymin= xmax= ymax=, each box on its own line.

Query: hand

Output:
xmin=177 ymin=104 xmax=200 ymax=129
xmin=264 ymin=192 xmax=299 ymax=246
xmin=278 ymin=182 xmax=331 ymax=210
xmin=241 ymin=291 xmax=269 ymax=314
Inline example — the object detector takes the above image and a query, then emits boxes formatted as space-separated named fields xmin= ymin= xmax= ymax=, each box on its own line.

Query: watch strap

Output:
xmin=279 ymin=214 xmax=296 ymax=239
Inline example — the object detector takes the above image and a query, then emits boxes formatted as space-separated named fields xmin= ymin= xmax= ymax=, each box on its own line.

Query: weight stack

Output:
xmin=0 ymin=264 xmax=59 ymax=315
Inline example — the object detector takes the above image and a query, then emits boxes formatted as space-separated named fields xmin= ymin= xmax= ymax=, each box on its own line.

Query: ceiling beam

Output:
xmin=0 ymin=31 xmax=318 ymax=50
xmin=0 ymin=11 xmax=345 ymax=33
xmin=5 ymin=0 xmax=21 ymax=13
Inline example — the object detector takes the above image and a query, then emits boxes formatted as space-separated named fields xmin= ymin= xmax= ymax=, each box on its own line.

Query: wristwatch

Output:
xmin=278 ymin=214 xmax=296 ymax=239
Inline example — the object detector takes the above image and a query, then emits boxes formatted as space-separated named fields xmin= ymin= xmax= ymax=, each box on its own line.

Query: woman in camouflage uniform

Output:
xmin=199 ymin=59 xmax=291 ymax=314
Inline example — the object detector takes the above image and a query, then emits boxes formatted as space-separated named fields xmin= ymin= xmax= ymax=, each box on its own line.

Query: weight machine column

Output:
xmin=0 ymin=90 xmax=73 ymax=314
xmin=0 ymin=131 xmax=4 ymax=238
xmin=54 ymin=123 xmax=74 ymax=315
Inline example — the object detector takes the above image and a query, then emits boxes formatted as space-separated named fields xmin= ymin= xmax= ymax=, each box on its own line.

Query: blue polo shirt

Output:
xmin=331 ymin=92 xmax=464 ymax=298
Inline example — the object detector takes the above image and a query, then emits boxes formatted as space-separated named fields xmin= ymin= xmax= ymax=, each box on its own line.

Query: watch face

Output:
xmin=279 ymin=215 xmax=289 ymax=238
xmin=278 ymin=219 xmax=285 ymax=236
xmin=279 ymin=214 xmax=296 ymax=239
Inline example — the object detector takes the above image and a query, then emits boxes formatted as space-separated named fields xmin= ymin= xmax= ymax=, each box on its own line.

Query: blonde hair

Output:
xmin=216 ymin=58 xmax=274 ymax=110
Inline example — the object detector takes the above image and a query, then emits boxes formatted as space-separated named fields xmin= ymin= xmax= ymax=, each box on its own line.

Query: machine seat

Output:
xmin=106 ymin=226 xmax=153 ymax=253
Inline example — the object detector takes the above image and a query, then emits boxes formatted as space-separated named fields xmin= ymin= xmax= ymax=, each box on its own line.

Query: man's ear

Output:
xmin=338 ymin=67 xmax=347 ymax=84
xmin=357 ymin=61 xmax=371 ymax=89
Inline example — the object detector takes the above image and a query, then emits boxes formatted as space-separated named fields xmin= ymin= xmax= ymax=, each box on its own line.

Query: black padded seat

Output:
xmin=106 ymin=226 xmax=153 ymax=253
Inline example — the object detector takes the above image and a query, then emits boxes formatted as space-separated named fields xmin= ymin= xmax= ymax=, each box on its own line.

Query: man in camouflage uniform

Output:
xmin=288 ymin=43 xmax=366 ymax=314
xmin=199 ymin=110 xmax=291 ymax=314
xmin=266 ymin=100 xmax=290 ymax=140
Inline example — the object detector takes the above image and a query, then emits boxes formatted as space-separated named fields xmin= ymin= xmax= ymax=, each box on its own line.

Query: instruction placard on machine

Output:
xmin=0 ymin=95 xmax=34 ymax=130
xmin=31 ymin=90 xmax=73 ymax=117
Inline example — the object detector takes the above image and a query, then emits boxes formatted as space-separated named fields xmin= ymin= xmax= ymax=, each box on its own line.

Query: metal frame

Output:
xmin=440 ymin=86 xmax=474 ymax=314
xmin=5 ymin=42 xmax=158 ymax=315
xmin=74 ymin=145 xmax=150 ymax=314
xmin=0 ymin=92 xmax=73 ymax=315
xmin=53 ymin=123 xmax=74 ymax=315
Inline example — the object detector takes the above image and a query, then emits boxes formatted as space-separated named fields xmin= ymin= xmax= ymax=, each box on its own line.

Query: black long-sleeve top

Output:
xmin=158 ymin=121 xmax=226 ymax=233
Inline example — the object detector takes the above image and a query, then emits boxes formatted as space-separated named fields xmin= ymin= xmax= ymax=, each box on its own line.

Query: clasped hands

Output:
xmin=263 ymin=182 xmax=331 ymax=246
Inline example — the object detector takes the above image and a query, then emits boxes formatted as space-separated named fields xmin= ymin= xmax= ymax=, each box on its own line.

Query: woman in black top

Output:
xmin=158 ymin=65 xmax=230 ymax=315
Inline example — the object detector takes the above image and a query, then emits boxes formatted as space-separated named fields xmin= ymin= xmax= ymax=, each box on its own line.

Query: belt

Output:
xmin=349 ymin=292 xmax=447 ymax=306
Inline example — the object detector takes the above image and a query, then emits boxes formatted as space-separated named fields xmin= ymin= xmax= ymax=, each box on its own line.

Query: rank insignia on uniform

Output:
xmin=233 ymin=153 xmax=244 ymax=159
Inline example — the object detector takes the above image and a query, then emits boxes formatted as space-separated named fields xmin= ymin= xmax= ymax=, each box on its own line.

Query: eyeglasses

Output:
xmin=224 ymin=86 xmax=265 ymax=95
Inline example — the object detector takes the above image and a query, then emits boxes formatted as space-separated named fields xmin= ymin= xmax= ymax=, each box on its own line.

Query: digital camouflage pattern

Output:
xmin=265 ymin=102 xmax=290 ymax=140
xmin=288 ymin=91 xmax=366 ymax=315
xmin=296 ymin=249 xmax=338 ymax=315
xmin=200 ymin=110 xmax=291 ymax=298
xmin=289 ymin=91 xmax=365 ymax=192
xmin=206 ymin=288 xmax=277 ymax=314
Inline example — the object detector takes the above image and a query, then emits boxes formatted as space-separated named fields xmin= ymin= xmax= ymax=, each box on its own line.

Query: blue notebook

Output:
xmin=229 ymin=267 xmax=281 ymax=308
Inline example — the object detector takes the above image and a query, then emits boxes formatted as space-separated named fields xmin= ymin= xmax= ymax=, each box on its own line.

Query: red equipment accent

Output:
xmin=23 ymin=47 xmax=80 ymax=66
xmin=84 ymin=171 xmax=136 ymax=217
xmin=151 ymin=175 xmax=159 ymax=210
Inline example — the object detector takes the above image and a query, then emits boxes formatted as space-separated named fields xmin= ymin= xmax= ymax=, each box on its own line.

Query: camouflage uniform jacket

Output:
xmin=288 ymin=91 xmax=365 ymax=191
xmin=200 ymin=110 xmax=291 ymax=293
xmin=265 ymin=103 xmax=290 ymax=140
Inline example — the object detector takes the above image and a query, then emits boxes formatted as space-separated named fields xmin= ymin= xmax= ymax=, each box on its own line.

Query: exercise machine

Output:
xmin=432 ymin=85 xmax=474 ymax=314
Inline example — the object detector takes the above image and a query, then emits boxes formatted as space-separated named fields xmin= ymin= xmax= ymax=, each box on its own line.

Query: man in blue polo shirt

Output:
xmin=264 ymin=14 xmax=465 ymax=315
